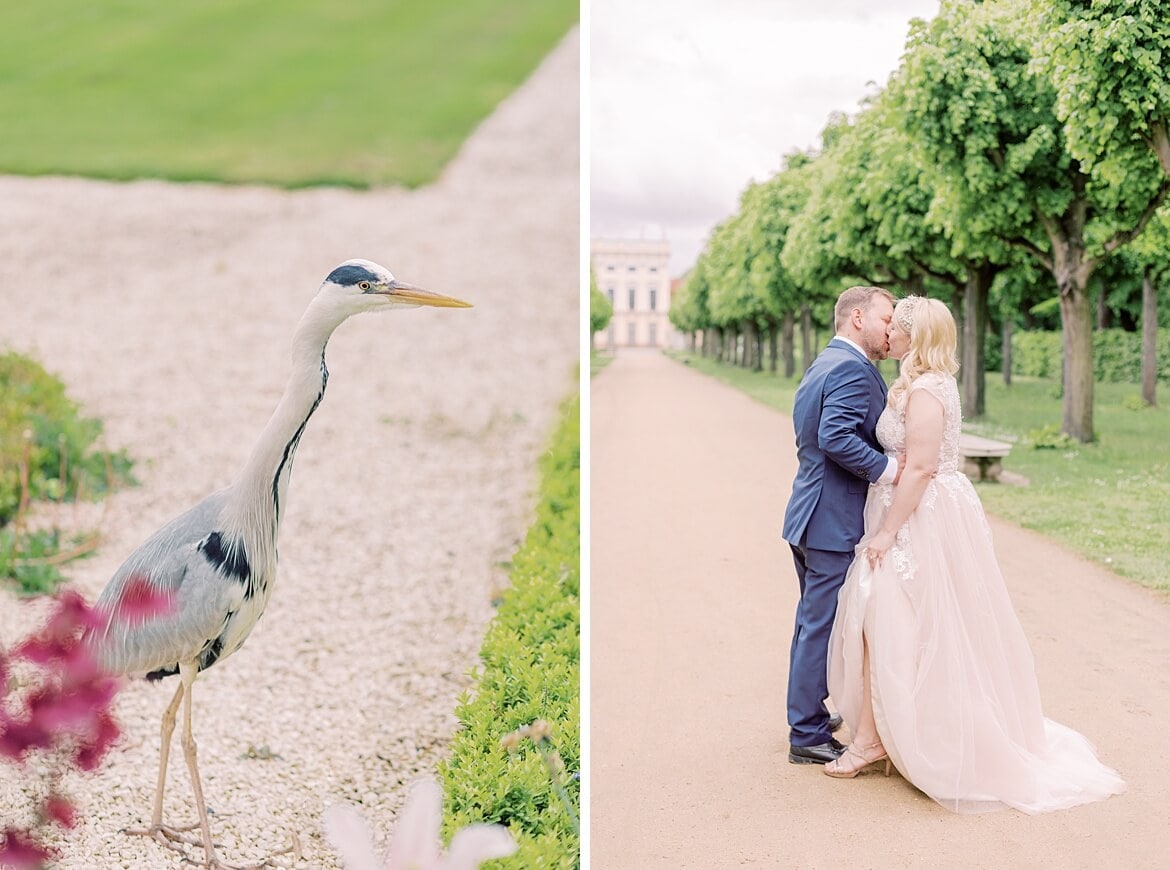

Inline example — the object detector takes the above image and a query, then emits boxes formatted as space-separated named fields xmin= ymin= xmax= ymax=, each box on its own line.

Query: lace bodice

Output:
xmin=876 ymin=372 xmax=962 ymax=474
xmin=872 ymin=372 xmax=984 ymax=583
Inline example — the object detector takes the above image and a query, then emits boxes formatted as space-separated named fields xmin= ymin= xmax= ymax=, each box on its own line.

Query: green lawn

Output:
xmin=668 ymin=351 xmax=1170 ymax=595
xmin=0 ymin=0 xmax=576 ymax=188
xmin=590 ymin=350 xmax=614 ymax=376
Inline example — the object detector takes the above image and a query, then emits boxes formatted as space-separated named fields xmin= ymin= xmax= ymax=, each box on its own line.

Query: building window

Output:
xmin=627 ymin=265 xmax=636 ymax=272
xmin=607 ymin=286 xmax=615 ymax=303
xmin=605 ymin=264 xmax=615 ymax=271
xmin=628 ymin=321 xmax=637 ymax=345
xmin=649 ymin=288 xmax=658 ymax=311
xmin=648 ymin=322 xmax=658 ymax=346
xmin=628 ymin=287 xmax=636 ymax=310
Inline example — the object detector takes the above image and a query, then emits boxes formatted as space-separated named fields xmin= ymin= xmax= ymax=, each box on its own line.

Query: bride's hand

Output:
xmin=864 ymin=529 xmax=897 ymax=568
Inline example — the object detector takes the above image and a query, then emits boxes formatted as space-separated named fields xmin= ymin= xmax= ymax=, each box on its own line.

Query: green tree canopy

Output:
xmin=1033 ymin=0 xmax=1170 ymax=180
xmin=589 ymin=267 xmax=612 ymax=336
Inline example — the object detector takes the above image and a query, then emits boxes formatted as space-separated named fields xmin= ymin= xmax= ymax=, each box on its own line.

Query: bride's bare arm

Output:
xmin=865 ymin=388 xmax=945 ymax=566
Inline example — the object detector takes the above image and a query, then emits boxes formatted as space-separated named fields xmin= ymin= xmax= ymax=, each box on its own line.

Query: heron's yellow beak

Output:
xmin=381 ymin=280 xmax=472 ymax=308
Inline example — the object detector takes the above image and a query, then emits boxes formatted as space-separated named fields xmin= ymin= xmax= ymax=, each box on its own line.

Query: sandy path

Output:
xmin=591 ymin=350 xmax=1170 ymax=869
xmin=0 ymin=29 xmax=578 ymax=868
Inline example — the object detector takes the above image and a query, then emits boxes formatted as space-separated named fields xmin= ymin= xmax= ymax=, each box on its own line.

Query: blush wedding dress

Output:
xmin=827 ymin=372 xmax=1125 ymax=813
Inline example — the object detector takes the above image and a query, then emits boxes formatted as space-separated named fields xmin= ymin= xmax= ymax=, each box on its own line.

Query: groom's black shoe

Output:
xmin=789 ymin=738 xmax=846 ymax=765
xmin=828 ymin=713 xmax=844 ymax=733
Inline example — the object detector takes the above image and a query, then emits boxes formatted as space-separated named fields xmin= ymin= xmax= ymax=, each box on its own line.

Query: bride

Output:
xmin=824 ymin=295 xmax=1125 ymax=813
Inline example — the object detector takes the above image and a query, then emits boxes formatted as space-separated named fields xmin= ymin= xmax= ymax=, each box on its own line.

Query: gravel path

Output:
xmin=592 ymin=350 xmax=1170 ymax=869
xmin=0 ymin=28 xmax=578 ymax=868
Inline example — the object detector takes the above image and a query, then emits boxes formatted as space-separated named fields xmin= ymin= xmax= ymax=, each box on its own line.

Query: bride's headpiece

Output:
xmin=895 ymin=295 xmax=923 ymax=333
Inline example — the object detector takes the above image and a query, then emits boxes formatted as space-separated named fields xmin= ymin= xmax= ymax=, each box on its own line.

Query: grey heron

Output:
xmin=88 ymin=259 xmax=470 ymax=868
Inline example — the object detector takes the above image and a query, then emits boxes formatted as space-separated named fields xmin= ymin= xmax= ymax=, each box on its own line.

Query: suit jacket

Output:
xmin=782 ymin=339 xmax=889 ymax=553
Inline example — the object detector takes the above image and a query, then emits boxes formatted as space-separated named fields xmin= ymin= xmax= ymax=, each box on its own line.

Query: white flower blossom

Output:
xmin=324 ymin=778 xmax=517 ymax=870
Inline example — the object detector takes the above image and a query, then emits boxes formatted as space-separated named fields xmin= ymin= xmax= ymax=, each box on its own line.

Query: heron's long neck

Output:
xmin=223 ymin=296 xmax=346 ymax=544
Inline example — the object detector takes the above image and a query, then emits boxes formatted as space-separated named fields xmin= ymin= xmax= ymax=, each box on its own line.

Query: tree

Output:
xmin=589 ymin=267 xmax=612 ymax=342
xmin=705 ymin=210 xmax=766 ymax=369
xmin=897 ymin=0 xmax=1169 ymax=441
xmin=741 ymin=155 xmax=816 ymax=375
xmin=669 ymin=259 xmax=713 ymax=353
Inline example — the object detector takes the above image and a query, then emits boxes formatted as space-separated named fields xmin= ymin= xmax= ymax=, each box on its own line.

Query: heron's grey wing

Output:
xmin=92 ymin=492 xmax=244 ymax=676
xmin=95 ymin=545 xmax=246 ymax=676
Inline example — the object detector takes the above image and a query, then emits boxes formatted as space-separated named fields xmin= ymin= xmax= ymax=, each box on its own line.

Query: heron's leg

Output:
xmin=152 ymin=680 xmax=185 ymax=828
xmin=176 ymin=661 xmax=223 ymax=868
xmin=125 ymin=680 xmax=200 ymax=843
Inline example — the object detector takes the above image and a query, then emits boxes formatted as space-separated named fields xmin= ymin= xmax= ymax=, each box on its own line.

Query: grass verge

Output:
xmin=0 ymin=0 xmax=577 ymax=188
xmin=439 ymin=393 xmax=580 ymax=866
xmin=668 ymin=350 xmax=1169 ymax=595
xmin=590 ymin=350 xmax=614 ymax=376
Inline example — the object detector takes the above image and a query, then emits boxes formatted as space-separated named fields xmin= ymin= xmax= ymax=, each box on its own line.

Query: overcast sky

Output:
xmin=590 ymin=0 xmax=941 ymax=277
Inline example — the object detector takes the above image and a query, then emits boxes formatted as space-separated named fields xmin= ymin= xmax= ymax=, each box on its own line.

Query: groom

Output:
xmin=782 ymin=286 xmax=897 ymax=764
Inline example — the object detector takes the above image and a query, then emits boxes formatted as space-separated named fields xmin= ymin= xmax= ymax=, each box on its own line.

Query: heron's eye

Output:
xmin=358 ymin=281 xmax=372 ymax=291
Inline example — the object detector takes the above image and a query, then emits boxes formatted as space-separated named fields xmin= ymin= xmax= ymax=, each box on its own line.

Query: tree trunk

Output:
xmin=782 ymin=310 xmax=796 ymax=378
xmin=953 ymin=284 xmax=966 ymax=369
xmin=746 ymin=320 xmax=759 ymax=369
xmin=902 ymin=271 xmax=926 ymax=296
xmin=1096 ymin=283 xmax=1110 ymax=329
xmin=1002 ymin=317 xmax=1013 ymax=387
xmin=800 ymin=304 xmax=813 ymax=374
xmin=1142 ymin=266 xmax=1158 ymax=407
xmin=1042 ymin=190 xmax=1099 ymax=443
xmin=960 ymin=262 xmax=994 ymax=418
xmin=1057 ymin=276 xmax=1096 ymax=442
xmin=754 ymin=322 xmax=764 ymax=372
xmin=767 ymin=321 xmax=778 ymax=373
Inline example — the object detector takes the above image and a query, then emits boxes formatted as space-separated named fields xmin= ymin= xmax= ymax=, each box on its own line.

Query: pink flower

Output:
xmin=0 ymin=828 xmax=54 ymax=870
xmin=42 ymin=794 xmax=76 ymax=829
xmin=324 ymin=779 xmax=517 ymax=870
xmin=105 ymin=573 xmax=175 ymax=628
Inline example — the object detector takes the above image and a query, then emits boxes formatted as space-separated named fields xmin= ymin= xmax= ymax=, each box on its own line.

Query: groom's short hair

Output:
xmin=834 ymin=285 xmax=894 ymax=332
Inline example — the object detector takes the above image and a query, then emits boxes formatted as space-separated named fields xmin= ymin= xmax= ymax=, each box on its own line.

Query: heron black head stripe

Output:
xmin=325 ymin=263 xmax=381 ymax=288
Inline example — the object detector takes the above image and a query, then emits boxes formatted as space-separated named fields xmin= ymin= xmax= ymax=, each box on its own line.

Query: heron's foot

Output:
xmin=125 ymin=823 xmax=301 ymax=869
xmin=123 ymin=822 xmax=203 ymax=848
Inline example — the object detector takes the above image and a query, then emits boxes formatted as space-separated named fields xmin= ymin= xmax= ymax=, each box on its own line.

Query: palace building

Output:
xmin=591 ymin=237 xmax=674 ymax=349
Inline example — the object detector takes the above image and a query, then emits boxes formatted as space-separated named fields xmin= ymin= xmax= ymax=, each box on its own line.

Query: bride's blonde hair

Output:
xmin=888 ymin=296 xmax=959 ymax=409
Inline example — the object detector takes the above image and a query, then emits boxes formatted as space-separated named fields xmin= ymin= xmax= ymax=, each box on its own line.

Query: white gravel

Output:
xmin=0 ymin=28 xmax=578 ymax=868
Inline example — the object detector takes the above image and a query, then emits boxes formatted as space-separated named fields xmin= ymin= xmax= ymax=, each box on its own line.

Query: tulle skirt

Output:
xmin=828 ymin=472 xmax=1125 ymax=813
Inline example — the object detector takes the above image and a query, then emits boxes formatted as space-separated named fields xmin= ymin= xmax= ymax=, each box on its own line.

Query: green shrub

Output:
xmin=0 ymin=351 xmax=134 ymax=592
xmin=1024 ymin=423 xmax=1077 ymax=450
xmin=440 ymin=394 xmax=580 ymax=867
xmin=1010 ymin=329 xmax=1170 ymax=384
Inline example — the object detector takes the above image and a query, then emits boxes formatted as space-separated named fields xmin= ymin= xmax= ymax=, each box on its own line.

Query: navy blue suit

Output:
xmin=782 ymin=338 xmax=889 ymax=746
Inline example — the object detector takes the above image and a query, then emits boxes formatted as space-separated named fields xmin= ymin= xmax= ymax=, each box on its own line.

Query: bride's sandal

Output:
xmin=824 ymin=742 xmax=891 ymax=779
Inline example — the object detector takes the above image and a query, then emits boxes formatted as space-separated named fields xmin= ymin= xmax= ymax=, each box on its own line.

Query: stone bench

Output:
xmin=958 ymin=433 xmax=1013 ymax=482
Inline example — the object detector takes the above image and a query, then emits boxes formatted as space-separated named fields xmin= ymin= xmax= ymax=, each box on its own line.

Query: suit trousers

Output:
xmin=787 ymin=542 xmax=854 ymax=746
